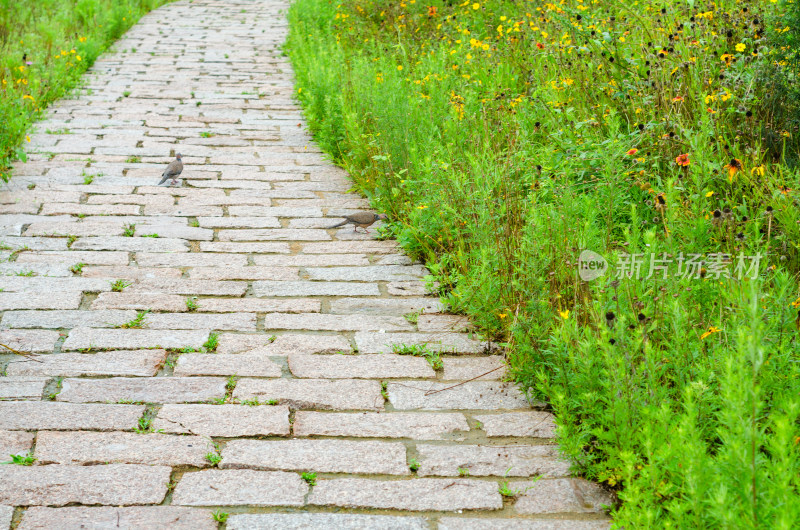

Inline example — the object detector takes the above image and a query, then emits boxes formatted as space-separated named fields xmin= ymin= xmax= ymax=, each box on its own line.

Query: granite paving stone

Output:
xmin=56 ymin=377 xmax=226 ymax=404
xmin=416 ymin=444 xmax=571 ymax=477
xmin=226 ymin=514 xmax=428 ymax=530
xmin=171 ymin=470 xmax=307 ymax=507
xmin=5 ymin=350 xmax=167 ymax=377
xmin=233 ymin=379 xmax=384 ymax=410
xmin=18 ymin=507 xmax=216 ymax=530
xmin=0 ymin=378 xmax=47 ymax=400
xmin=309 ymin=478 xmax=503 ymax=511
xmin=0 ymin=464 xmax=171 ymax=506
xmin=153 ymin=404 xmax=290 ymax=437
xmin=474 ymin=412 xmax=557 ymax=438
xmin=0 ymin=402 xmax=144 ymax=431
xmin=0 ymin=430 xmax=34 ymax=458
xmin=292 ymin=412 xmax=470 ymax=439
xmin=35 ymin=431 xmax=213 ymax=466
xmin=288 ymin=353 xmax=435 ymax=379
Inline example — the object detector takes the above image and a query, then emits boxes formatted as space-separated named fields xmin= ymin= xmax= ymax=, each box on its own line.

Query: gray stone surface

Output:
xmin=253 ymin=281 xmax=380 ymax=297
xmin=90 ymin=293 xmax=187 ymax=311
xmin=57 ymin=377 xmax=226 ymax=403
xmin=329 ymin=297 xmax=443 ymax=316
xmin=62 ymin=328 xmax=210 ymax=351
xmin=35 ymin=431 xmax=213 ymax=467
xmin=0 ymin=330 xmax=59 ymax=353
xmin=227 ymin=514 xmax=428 ymax=530
xmin=0 ymin=430 xmax=34 ymax=458
xmin=217 ymin=333 xmax=351 ymax=355
xmin=0 ymin=402 xmax=144 ymax=431
xmin=0 ymin=292 xmax=82 ymax=310
xmin=305 ymin=265 xmax=427 ymax=282
xmin=5 ymin=350 xmax=167 ymax=377
xmin=233 ymin=379 xmax=383 ymax=411
xmin=221 ymin=439 xmax=409 ymax=475
xmin=354 ymin=332 xmax=485 ymax=354
xmin=194 ymin=298 xmax=321 ymax=313
xmin=0 ymin=377 xmax=47 ymax=400
xmin=510 ymin=478 xmax=615 ymax=514
xmin=474 ymin=412 xmax=557 ymax=438
xmin=437 ymin=519 xmax=611 ymax=530
xmin=172 ymin=470 xmax=307 ymax=507
xmin=309 ymin=478 xmax=503 ymax=511
xmin=288 ymin=353 xmax=435 ymax=379
xmin=0 ymin=464 xmax=171 ymax=506
xmin=153 ymin=404 xmax=290 ymax=437
xmin=387 ymin=382 xmax=531 ymax=410
xmin=442 ymin=357 xmax=507 ymax=381
xmin=18 ymin=507 xmax=216 ymax=530
xmin=264 ymin=313 xmax=412 ymax=332
xmin=416 ymin=444 xmax=570 ymax=477
xmin=293 ymin=412 xmax=469 ymax=440
xmin=0 ymin=506 xmax=11 ymax=530
xmin=174 ymin=353 xmax=282 ymax=377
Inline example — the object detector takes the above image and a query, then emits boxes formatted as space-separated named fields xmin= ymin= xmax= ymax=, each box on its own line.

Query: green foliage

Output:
xmin=211 ymin=510 xmax=228 ymax=523
xmin=110 ymin=279 xmax=131 ymax=292
xmin=286 ymin=0 xmax=800 ymax=527
xmin=1 ymin=452 xmax=36 ymax=466
xmin=185 ymin=296 xmax=198 ymax=312
xmin=69 ymin=262 xmax=85 ymax=275
xmin=116 ymin=310 xmax=148 ymax=329
xmin=301 ymin=471 xmax=317 ymax=486
xmin=122 ymin=223 xmax=136 ymax=237
xmin=203 ymin=332 xmax=219 ymax=352
xmin=392 ymin=342 xmax=443 ymax=370
xmin=0 ymin=0 xmax=173 ymax=181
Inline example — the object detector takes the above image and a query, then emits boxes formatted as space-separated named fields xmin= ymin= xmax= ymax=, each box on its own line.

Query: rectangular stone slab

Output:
xmin=18 ymin=507 xmax=216 ymax=530
xmin=152 ymin=404 xmax=290 ymax=437
xmin=416 ymin=444 xmax=570 ymax=478
xmin=0 ymin=464 xmax=171 ymax=506
xmin=35 ymin=431 xmax=213 ymax=467
xmin=287 ymin=353 xmax=435 ymax=379
xmin=220 ymin=439 xmax=409 ymax=475
xmin=0 ymin=330 xmax=59 ymax=353
xmin=62 ymin=328 xmax=210 ymax=351
xmin=386 ymin=382 xmax=531 ymax=410
xmin=253 ymin=281 xmax=380 ymax=297
xmin=0 ymin=292 xmax=82 ymax=310
xmin=5 ymin=350 xmax=167 ymax=377
xmin=171 ymin=470 xmax=307 ymax=507
xmin=216 ymin=333 xmax=350 ymax=355
xmin=0 ymin=505 xmax=11 ymax=530
xmin=227 ymin=514 xmax=429 ymax=530
xmin=0 ymin=430 xmax=34 ymax=458
xmin=437 ymin=519 xmax=611 ymax=530
xmin=292 ymin=412 xmax=470 ymax=440
xmin=0 ymin=402 xmax=144 ymax=431
xmin=0 ymin=377 xmax=47 ymax=400
xmin=173 ymin=353 xmax=282 ymax=377
xmin=308 ymin=478 xmax=502 ymax=511
xmin=509 ymin=478 xmax=615 ymax=515
xmin=354 ymin=332 xmax=485 ymax=355
xmin=56 ymin=377 xmax=226 ymax=404
xmin=233 ymin=379 xmax=383 ymax=411
xmin=473 ymin=412 xmax=556 ymax=438
xmin=262 ymin=314 xmax=412 ymax=332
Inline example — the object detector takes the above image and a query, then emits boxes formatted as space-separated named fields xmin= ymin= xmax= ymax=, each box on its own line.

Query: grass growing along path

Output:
xmin=0 ymin=0 xmax=173 ymax=182
xmin=286 ymin=0 xmax=800 ymax=526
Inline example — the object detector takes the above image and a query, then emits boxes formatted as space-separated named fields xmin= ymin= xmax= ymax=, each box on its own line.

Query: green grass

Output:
xmin=0 ymin=0 xmax=173 ymax=181
xmin=286 ymin=0 xmax=800 ymax=527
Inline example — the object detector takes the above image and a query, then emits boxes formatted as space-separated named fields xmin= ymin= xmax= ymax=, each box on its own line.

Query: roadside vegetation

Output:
xmin=286 ymin=0 xmax=800 ymax=526
xmin=0 ymin=0 xmax=172 ymax=181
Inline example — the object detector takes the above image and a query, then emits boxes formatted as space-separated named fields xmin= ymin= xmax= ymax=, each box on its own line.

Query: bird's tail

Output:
xmin=329 ymin=220 xmax=348 ymax=228
xmin=158 ymin=174 xmax=169 ymax=185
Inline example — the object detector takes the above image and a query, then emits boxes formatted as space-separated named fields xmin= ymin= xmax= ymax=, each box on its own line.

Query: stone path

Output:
xmin=0 ymin=0 xmax=612 ymax=528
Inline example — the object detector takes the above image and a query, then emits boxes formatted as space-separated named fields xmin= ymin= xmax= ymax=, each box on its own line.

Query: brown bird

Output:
xmin=158 ymin=153 xmax=183 ymax=186
xmin=330 ymin=211 xmax=388 ymax=232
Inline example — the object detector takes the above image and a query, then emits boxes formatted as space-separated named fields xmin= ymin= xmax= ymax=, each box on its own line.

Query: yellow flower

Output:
xmin=705 ymin=191 xmax=714 ymax=197
xmin=76 ymin=55 xmax=81 ymax=61
xmin=498 ymin=313 xmax=507 ymax=319
xmin=700 ymin=326 xmax=721 ymax=340
xmin=751 ymin=165 xmax=766 ymax=176
xmin=397 ymin=65 xmax=403 ymax=71
xmin=25 ymin=136 xmax=30 ymax=143
xmin=472 ymin=2 xmax=479 ymax=9
xmin=559 ymin=310 xmax=570 ymax=319
xmin=735 ymin=43 xmax=746 ymax=52
xmin=22 ymin=95 xmax=34 ymax=101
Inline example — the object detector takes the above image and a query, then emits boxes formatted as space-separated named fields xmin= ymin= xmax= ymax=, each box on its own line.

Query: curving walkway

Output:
xmin=0 ymin=0 xmax=611 ymax=528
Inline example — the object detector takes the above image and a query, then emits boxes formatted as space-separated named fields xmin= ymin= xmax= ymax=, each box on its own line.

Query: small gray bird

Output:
xmin=330 ymin=211 xmax=388 ymax=232
xmin=158 ymin=153 xmax=183 ymax=186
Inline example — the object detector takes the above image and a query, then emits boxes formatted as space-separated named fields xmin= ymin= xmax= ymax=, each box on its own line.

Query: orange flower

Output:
xmin=675 ymin=153 xmax=690 ymax=166
xmin=672 ymin=96 xmax=684 ymax=102
xmin=725 ymin=158 xmax=742 ymax=181
xmin=427 ymin=6 xmax=437 ymax=16
xmin=536 ymin=42 xmax=545 ymax=49
xmin=626 ymin=148 xmax=638 ymax=156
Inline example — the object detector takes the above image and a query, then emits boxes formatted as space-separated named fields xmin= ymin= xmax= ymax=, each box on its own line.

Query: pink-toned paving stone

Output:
xmin=0 ymin=0 xmax=609 ymax=523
